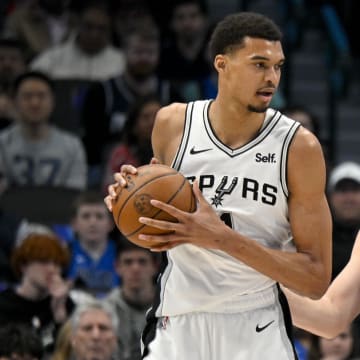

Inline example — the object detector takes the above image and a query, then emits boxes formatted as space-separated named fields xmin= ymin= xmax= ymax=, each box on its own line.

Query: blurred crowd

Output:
xmin=0 ymin=1 xmax=359 ymax=360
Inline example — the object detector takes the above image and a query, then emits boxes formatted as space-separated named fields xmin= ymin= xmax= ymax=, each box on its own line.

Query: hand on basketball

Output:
xmin=137 ymin=180 xmax=231 ymax=251
xmin=104 ymin=158 xmax=160 ymax=211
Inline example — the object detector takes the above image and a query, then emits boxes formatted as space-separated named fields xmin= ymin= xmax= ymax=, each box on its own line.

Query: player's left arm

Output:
xmin=284 ymin=127 xmax=333 ymax=297
xmin=219 ymin=128 xmax=332 ymax=299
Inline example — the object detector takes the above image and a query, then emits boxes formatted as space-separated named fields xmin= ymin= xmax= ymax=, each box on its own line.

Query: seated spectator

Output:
xmin=51 ymin=319 xmax=72 ymax=360
xmin=0 ymin=37 xmax=26 ymax=94
xmin=30 ymin=1 xmax=124 ymax=81
xmin=0 ymin=323 xmax=44 ymax=360
xmin=0 ymin=232 xmax=75 ymax=355
xmin=0 ymin=89 xmax=18 ymax=129
xmin=328 ymin=161 xmax=360 ymax=279
xmin=67 ymin=191 xmax=120 ymax=298
xmin=2 ymin=0 xmax=76 ymax=62
xmin=280 ymin=104 xmax=331 ymax=169
xmin=81 ymin=24 xmax=182 ymax=187
xmin=307 ymin=322 xmax=360 ymax=360
xmin=69 ymin=299 xmax=118 ymax=360
xmin=102 ymin=95 xmax=161 ymax=193
xmin=105 ymin=239 xmax=159 ymax=360
xmin=158 ymin=0 xmax=213 ymax=95
xmin=0 ymin=70 xmax=87 ymax=190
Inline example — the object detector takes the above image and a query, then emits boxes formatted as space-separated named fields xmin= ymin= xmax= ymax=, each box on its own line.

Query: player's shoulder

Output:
xmin=290 ymin=125 xmax=323 ymax=158
xmin=154 ymin=102 xmax=188 ymax=130
xmin=156 ymin=102 xmax=188 ymax=118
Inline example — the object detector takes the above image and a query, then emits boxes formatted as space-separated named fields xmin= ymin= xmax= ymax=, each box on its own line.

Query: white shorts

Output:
xmin=141 ymin=296 xmax=297 ymax=360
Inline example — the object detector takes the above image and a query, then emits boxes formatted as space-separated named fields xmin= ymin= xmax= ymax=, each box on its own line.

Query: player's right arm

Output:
xmin=284 ymin=230 xmax=360 ymax=338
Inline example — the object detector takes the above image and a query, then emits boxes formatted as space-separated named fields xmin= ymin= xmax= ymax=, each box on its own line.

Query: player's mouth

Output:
xmin=256 ymin=89 xmax=274 ymax=102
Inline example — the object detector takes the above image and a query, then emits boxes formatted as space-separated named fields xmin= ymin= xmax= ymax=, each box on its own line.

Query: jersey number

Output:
xmin=220 ymin=212 xmax=233 ymax=229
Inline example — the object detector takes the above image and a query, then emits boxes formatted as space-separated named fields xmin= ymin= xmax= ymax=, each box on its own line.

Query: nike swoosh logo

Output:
xmin=255 ymin=320 xmax=275 ymax=332
xmin=190 ymin=147 xmax=212 ymax=155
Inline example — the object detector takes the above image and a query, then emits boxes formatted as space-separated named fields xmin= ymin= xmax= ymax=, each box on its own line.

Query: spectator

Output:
xmin=0 ymin=70 xmax=87 ymax=190
xmin=307 ymin=322 xmax=360 ymax=360
xmin=81 ymin=24 xmax=182 ymax=187
xmin=0 ymin=323 xmax=44 ymax=360
xmin=158 ymin=0 xmax=212 ymax=85
xmin=281 ymin=104 xmax=331 ymax=169
xmin=328 ymin=161 xmax=360 ymax=279
xmin=105 ymin=239 xmax=158 ymax=360
xmin=30 ymin=1 xmax=124 ymax=81
xmin=0 ymin=37 xmax=26 ymax=94
xmin=281 ymin=104 xmax=321 ymax=138
xmin=0 ymin=233 xmax=75 ymax=354
xmin=102 ymin=95 xmax=161 ymax=193
xmin=51 ymin=319 xmax=72 ymax=360
xmin=110 ymin=0 xmax=156 ymax=48
xmin=2 ymin=0 xmax=76 ymax=62
xmin=70 ymin=299 xmax=118 ymax=360
xmin=67 ymin=191 xmax=120 ymax=298
xmin=0 ymin=89 xmax=18 ymax=129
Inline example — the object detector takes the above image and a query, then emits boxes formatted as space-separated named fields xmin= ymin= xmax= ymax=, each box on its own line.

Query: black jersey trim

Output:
xmin=204 ymin=107 xmax=282 ymax=157
xmin=279 ymin=120 xmax=301 ymax=197
xmin=172 ymin=102 xmax=194 ymax=170
xmin=276 ymin=283 xmax=299 ymax=360
xmin=141 ymin=252 xmax=170 ymax=358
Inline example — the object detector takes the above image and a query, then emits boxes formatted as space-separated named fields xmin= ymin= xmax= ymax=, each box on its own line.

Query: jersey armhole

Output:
xmin=171 ymin=102 xmax=194 ymax=170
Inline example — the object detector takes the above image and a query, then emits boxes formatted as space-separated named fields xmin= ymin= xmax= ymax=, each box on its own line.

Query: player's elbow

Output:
xmin=308 ymin=270 xmax=331 ymax=299
xmin=319 ymin=321 xmax=348 ymax=339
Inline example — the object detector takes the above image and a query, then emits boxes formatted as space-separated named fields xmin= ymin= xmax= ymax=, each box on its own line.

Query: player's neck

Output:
xmin=209 ymin=100 xmax=265 ymax=148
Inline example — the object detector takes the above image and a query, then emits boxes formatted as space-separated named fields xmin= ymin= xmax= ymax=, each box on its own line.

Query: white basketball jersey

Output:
xmin=155 ymin=99 xmax=300 ymax=317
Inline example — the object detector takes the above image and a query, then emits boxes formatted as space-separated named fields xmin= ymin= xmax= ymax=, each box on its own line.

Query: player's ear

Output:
xmin=214 ymin=55 xmax=226 ymax=72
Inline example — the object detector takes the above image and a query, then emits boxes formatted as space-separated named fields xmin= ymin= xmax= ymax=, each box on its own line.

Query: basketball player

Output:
xmin=283 ymin=230 xmax=360 ymax=339
xmin=104 ymin=12 xmax=332 ymax=359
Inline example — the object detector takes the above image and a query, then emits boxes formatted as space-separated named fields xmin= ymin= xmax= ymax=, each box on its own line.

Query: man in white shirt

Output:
xmin=30 ymin=2 xmax=124 ymax=81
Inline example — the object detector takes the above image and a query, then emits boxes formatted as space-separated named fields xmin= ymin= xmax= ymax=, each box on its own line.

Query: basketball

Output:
xmin=112 ymin=164 xmax=196 ymax=248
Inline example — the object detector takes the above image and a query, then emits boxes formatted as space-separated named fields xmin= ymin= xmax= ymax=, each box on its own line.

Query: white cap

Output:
xmin=328 ymin=161 xmax=360 ymax=191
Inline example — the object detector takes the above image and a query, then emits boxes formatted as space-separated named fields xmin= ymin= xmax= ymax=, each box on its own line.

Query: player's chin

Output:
xmin=248 ymin=103 xmax=268 ymax=113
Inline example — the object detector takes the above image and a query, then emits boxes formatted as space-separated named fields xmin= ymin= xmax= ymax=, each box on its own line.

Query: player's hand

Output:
xmin=137 ymin=180 xmax=231 ymax=251
xmin=104 ymin=158 xmax=160 ymax=211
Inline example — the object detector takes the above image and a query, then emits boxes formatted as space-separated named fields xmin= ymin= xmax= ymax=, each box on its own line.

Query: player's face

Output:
xmin=217 ymin=37 xmax=284 ymax=113
xmin=71 ymin=310 xmax=117 ymax=360
xmin=72 ymin=204 xmax=113 ymax=244
xmin=116 ymin=250 xmax=156 ymax=291
xmin=15 ymin=79 xmax=54 ymax=124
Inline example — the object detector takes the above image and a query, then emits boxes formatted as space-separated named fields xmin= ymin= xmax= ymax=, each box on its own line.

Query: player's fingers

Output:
xmin=192 ymin=180 xmax=207 ymax=206
xmin=149 ymin=199 xmax=188 ymax=221
xmin=150 ymin=157 xmax=160 ymax=164
xmin=138 ymin=216 xmax=180 ymax=232
xmin=120 ymin=164 xmax=138 ymax=174
xmin=104 ymin=195 xmax=113 ymax=211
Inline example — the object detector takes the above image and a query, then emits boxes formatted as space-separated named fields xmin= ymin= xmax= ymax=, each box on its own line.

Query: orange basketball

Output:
xmin=112 ymin=164 xmax=196 ymax=248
